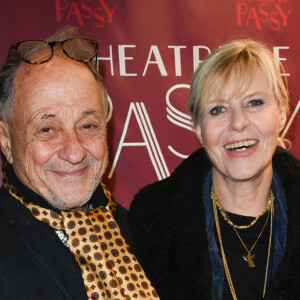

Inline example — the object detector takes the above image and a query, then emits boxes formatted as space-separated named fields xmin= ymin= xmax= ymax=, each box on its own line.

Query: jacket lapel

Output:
xmin=1 ymin=187 xmax=88 ymax=299
xmin=17 ymin=225 xmax=88 ymax=299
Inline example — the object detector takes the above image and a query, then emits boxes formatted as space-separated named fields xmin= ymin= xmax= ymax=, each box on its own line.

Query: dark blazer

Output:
xmin=129 ymin=147 xmax=300 ymax=300
xmin=0 ymin=183 xmax=131 ymax=300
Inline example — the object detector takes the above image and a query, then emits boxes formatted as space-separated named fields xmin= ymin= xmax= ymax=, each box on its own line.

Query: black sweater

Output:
xmin=129 ymin=147 xmax=300 ymax=299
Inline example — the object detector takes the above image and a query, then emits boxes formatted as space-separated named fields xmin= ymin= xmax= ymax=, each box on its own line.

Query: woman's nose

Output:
xmin=229 ymin=108 xmax=250 ymax=132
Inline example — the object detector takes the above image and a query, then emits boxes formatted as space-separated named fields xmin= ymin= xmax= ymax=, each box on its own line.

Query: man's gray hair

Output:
xmin=0 ymin=26 xmax=108 ymax=127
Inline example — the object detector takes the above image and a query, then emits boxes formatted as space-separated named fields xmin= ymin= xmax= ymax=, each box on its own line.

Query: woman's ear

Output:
xmin=279 ymin=105 xmax=287 ymax=131
xmin=195 ymin=125 xmax=203 ymax=145
xmin=0 ymin=122 xmax=13 ymax=163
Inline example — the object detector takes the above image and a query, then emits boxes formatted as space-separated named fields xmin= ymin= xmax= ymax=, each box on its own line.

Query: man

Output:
xmin=0 ymin=27 xmax=158 ymax=299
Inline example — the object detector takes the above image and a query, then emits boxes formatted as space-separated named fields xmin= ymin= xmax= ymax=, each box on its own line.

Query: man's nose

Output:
xmin=57 ymin=130 xmax=87 ymax=164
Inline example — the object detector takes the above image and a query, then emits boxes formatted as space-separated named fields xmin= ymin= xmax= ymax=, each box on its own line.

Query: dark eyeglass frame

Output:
xmin=9 ymin=38 xmax=98 ymax=67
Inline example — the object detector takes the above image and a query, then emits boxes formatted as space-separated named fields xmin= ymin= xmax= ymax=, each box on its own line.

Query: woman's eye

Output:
xmin=248 ymin=98 xmax=264 ymax=106
xmin=209 ymin=106 xmax=226 ymax=116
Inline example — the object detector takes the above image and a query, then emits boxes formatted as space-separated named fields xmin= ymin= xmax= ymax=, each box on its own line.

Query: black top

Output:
xmin=217 ymin=210 xmax=270 ymax=300
xmin=129 ymin=147 xmax=300 ymax=299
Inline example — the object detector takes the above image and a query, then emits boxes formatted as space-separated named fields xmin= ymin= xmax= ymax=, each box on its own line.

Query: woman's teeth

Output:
xmin=225 ymin=139 xmax=258 ymax=151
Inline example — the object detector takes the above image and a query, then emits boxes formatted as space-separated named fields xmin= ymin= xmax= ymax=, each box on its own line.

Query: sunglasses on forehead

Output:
xmin=9 ymin=38 xmax=98 ymax=67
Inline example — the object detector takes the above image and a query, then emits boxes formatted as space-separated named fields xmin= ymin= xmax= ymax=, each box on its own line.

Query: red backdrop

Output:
xmin=0 ymin=0 xmax=299 ymax=208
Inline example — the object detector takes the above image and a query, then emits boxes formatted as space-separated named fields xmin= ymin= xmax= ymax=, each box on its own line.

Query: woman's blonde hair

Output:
xmin=188 ymin=39 xmax=289 ymax=131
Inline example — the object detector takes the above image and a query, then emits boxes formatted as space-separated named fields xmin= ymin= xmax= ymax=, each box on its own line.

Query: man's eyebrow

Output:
xmin=82 ymin=110 xmax=98 ymax=116
xmin=41 ymin=113 xmax=56 ymax=119
xmin=38 ymin=110 xmax=100 ymax=121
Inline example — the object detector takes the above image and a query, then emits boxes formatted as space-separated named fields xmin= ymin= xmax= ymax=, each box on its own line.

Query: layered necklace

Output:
xmin=211 ymin=188 xmax=274 ymax=299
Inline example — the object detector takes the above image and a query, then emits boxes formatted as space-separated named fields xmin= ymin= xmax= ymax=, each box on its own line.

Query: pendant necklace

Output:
xmin=211 ymin=188 xmax=274 ymax=299
xmin=216 ymin=195 xmax=271 ymax=267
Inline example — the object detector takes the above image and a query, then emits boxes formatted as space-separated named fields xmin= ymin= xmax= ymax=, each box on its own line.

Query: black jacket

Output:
xmin=129 ymin=147 xmax=300 ymax=299
xmin=0 ymin=169 xmax=132 ymax=300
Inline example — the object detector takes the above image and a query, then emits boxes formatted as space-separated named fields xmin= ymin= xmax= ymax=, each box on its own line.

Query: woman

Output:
xmin=129 ymin=39 xmax=300 ymax=300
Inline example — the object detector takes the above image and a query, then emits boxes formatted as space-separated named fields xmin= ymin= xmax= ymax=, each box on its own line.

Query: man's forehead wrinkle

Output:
xmin=14 ymin=82 xmax=87 ymax=103
xmin=14 ymin=57 xmax=101 ymax=100
xmin=18 ymin=58 xmax=65 ymax=78
xmin=15 ymin=59 xmax=78 ymax=93
xmin=14 ymin=70 xmax=66 ymax=101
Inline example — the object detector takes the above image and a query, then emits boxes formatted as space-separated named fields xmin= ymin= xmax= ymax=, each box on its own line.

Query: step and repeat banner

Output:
xmin=0 ymin=0 xmax=299 ymax=208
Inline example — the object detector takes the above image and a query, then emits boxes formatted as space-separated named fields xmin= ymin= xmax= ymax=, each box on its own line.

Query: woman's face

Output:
xmin=196 ymin=69 xmax=287 ymax=182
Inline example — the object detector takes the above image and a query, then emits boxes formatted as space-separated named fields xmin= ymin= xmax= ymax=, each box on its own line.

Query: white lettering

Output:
xmin=168 ymin=46 xmax=187 ymax=76
xmin=193 ymin=46 xmax=211 ymax=71
xmin=108 ymin=102 xmax=169 ymax=179
xmin=118 ymin=45 xmax=137 ymax=76
xmin=273 ymin=46 xmax=290 ymax=77
xmin=166 ymin=84 xmax=194 ymax=158
xmin=143 ymin=46 xmax=167 ymax=76
xmin=98 ymin=45 xmax=114 ymax=76
xmin=95 ymin=44 xmax=292 ymax=77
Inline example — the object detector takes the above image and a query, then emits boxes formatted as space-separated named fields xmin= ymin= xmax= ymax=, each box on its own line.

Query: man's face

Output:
xmin=1 ymin=56 xmax=108 ymax=210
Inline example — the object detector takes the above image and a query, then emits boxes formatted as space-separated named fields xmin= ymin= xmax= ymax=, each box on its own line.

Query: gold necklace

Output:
xmin=231 ymin=209 xmax=270 ymax=267
xmin=213 ymin=189 xmax=274 ymax=268
xmin=214 ymin=190 xmax=273 ymax=229
xmin=211 ymin=188 xmax=274 ymax=299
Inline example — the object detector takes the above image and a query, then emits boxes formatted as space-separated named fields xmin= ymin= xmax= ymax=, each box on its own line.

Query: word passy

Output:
xmin=55 ymin=0 xmax=118 ymax=27
xmin=237 ymin=2 xmax=291 ymax=30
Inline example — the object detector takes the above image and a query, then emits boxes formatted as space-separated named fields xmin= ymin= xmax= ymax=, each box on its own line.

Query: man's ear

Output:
xmin=0 ymin=121 xmax=13 ymax=163
xmin=195 ymin=125 xmax=203 ymax=145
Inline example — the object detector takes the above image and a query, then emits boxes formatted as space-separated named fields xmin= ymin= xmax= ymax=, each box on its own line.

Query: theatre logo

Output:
xmin=236 ymin=0 xmax=291 ymax=30
xmin=55 ymin=0 xmax=118 ymax=27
